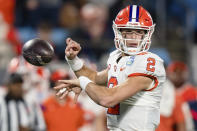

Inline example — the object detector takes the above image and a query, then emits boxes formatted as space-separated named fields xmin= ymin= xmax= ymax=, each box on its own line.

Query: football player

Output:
xmin=55 ymin=5 xmax=166 ymax=131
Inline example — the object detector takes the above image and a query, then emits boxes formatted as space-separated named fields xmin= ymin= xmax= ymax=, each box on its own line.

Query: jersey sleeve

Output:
xmin=107 ymin=50 xmax=121 ymax=67
xmin=125 ymin=53 xmax=166 ymax=91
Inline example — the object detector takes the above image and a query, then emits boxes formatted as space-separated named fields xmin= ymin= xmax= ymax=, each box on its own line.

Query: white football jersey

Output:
xmin=106 ymin=50 xmax=166 ymax=131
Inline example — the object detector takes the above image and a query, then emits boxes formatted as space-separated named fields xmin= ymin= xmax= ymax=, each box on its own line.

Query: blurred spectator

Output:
xmin=65 ymin=0 xmax=88 ymax=9
xmin=0 ymin=73 xmax=46 ymax=131
xmin=87 ymin=0 xmax=117 ymax=7
xmin=70 ymin=3 xmax=113 ymax=60
xmin=15 ymin=0 xmax=39 ymax=27
xmin=156 ymin=79 xmax=186 ymax=131
xmin=15 ymin=0 xmax=61 ymax=27
xmin=38 ymin=0 xmax=61 ymax=26
xmin=58 ymin=2 xmax=80 ymax=32
xmin=37 ymin=21 xmax=53 ymax=43
xmin=37 ymin=21 xmax=68 ymax=60
xmin=42 ymin=69 xmax=86 ymax=131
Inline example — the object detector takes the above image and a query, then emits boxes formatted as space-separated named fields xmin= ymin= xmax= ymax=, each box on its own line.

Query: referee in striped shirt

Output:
xmin=0 ymin=73 xmax=46 ymax=131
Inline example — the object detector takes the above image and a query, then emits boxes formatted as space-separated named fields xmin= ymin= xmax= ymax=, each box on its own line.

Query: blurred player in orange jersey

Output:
xmin=167 ymin=61 xmax=197 ymax=103
xmin=55 ymin=5 xmax=166 ymax=131
xmin=7 ymin=56 xmax=51 ymax=103
xmin=42 ymin=69 xmax=86 ymax=131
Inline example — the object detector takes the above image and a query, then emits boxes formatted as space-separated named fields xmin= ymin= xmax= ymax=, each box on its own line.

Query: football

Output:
xmin=22 ymin=38 xmax=54 ymax=66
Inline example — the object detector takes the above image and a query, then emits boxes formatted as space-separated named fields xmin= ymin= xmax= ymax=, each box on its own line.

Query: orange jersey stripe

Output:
xmin=128 ymin=73 xmax=159 ymax=91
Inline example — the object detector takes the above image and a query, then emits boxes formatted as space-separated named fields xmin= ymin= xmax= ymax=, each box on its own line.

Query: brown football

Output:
xmin=22 ymin=38 xmax=54 ymax=66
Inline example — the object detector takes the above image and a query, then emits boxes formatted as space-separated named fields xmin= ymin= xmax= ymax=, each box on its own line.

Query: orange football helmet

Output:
xmin=113 ymin=5 xmax=155 ymax=55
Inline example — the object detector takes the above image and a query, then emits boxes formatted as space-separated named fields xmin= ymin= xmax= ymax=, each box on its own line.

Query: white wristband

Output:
xmin=65 ymin=56 xmax=84 ymax=71
xmin=79 ymin=76 xmax=93 ymax=90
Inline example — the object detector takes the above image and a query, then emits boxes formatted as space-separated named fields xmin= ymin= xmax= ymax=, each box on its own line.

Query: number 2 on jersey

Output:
xmin=107 ymin=77 xmax=120 ymax=115
xmin=146 ymin=57 xmax=156 ymax=72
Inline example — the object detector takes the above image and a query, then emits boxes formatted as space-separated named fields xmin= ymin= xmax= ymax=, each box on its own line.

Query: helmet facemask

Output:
xmin=113 ymin=22 xmax=155 ymax=55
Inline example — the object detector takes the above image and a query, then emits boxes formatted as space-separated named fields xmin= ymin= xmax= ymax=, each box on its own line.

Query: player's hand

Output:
xmin=54 ymin=79 xmax=82 ymax=103
xmin=58 ymin=79 xmax=80 ymax=87
xmin=65 ymin=38 xmax=81 ymax=60
xmin=71 ymin=87 xmax=82 ymax=103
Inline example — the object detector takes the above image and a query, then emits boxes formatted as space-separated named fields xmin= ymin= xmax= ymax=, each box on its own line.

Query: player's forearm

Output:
xmin=75 ymin=65 xmax=97 ymax=82
xmin=66 ymin=56 xmax=101 ymax=83
xmin=75 ymin=66 xmax=108 ymax=86
xmin=83 ymin=76 xmax=151 ymax=108
xmin=66 ymin=56 xmax=108 ymax=85
xmin=85 ymin=83 xmax=118 ymax=108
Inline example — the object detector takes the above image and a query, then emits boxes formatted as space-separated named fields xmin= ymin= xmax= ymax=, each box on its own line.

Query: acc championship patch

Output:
xmin=126 ymin=56 xmax=135 ymax=66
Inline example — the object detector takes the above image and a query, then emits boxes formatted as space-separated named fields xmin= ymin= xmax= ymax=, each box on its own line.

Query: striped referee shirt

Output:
xmin=0 ymin=94 xmax=46 ymax=131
